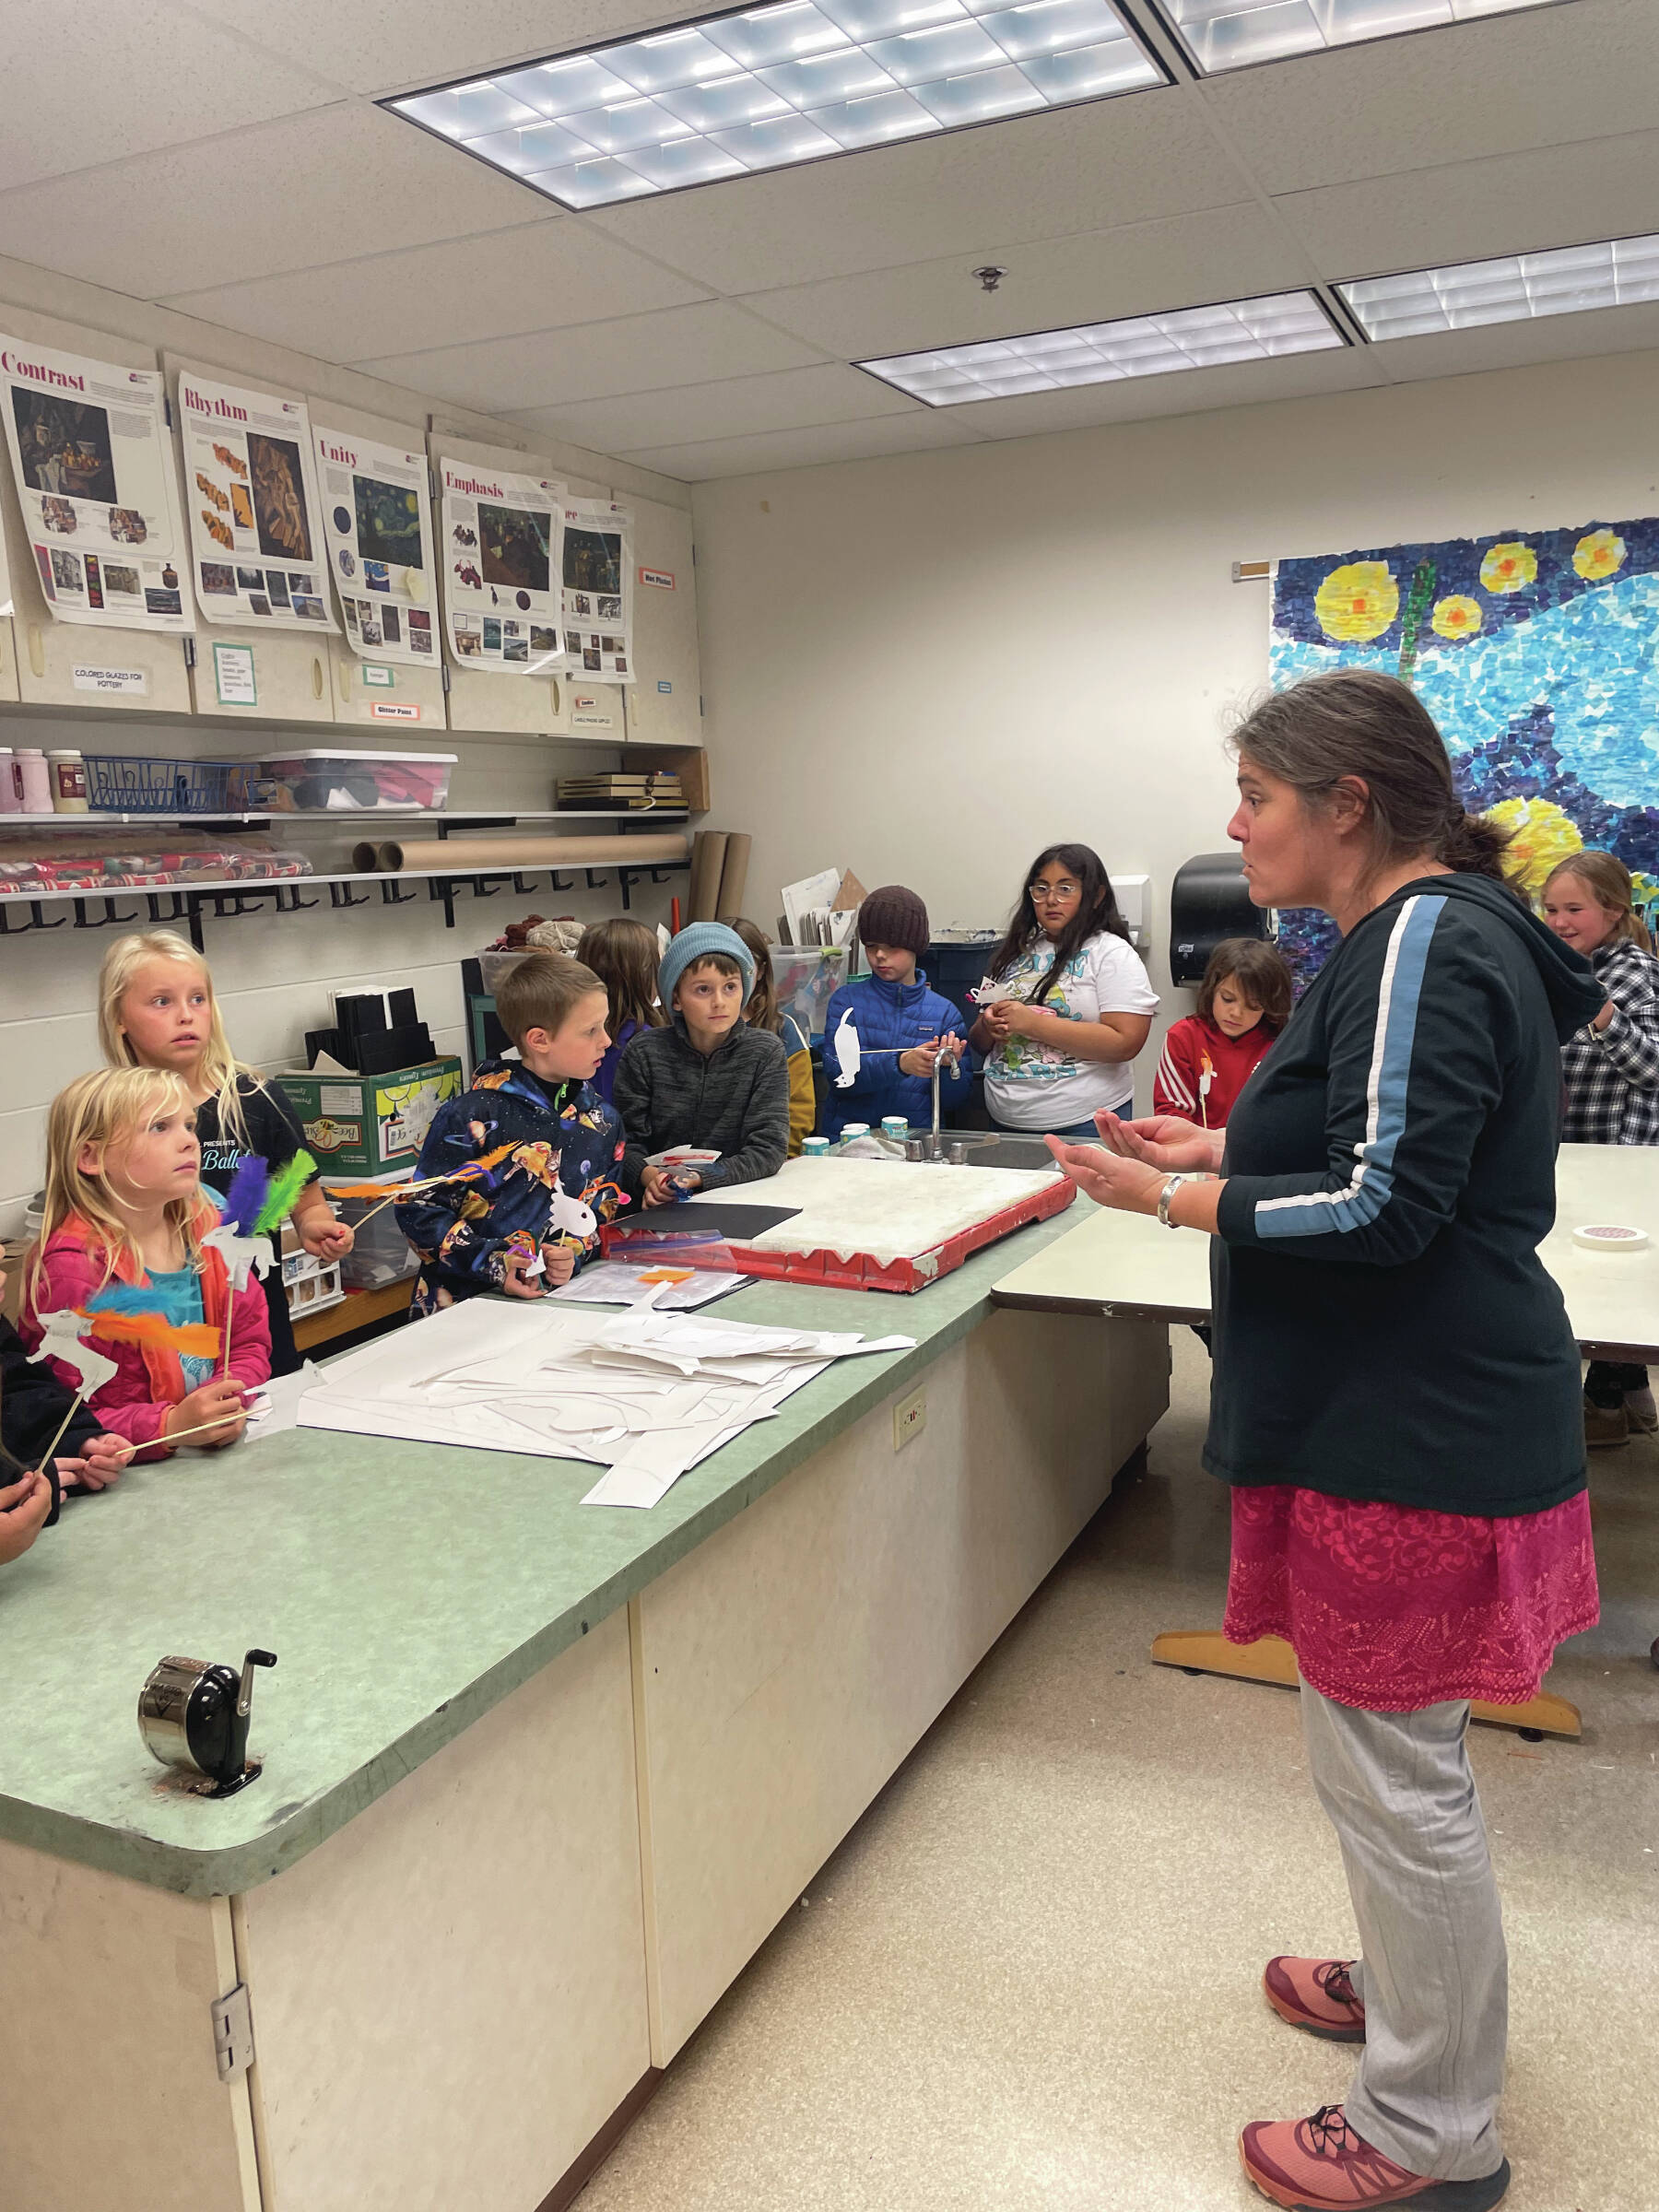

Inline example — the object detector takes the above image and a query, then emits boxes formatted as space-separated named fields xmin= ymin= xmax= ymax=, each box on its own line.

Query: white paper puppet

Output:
xmin=968 ymin=976 xmax=1021 ymax=1007
xmin=547 ymin=1177 xmax=598 ymax=1244
xmin=831 ymin=1008 xmax=862 ymax=1089
xmin=33 ymin=1310 xmax=120 ymax=1399
xmin=203 ymin=1221 xmax=274 ymax=1294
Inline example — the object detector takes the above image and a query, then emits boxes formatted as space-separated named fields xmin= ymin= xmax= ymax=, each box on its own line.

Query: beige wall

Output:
xmin=688 ymin=346 xmax=1659 ymax=1096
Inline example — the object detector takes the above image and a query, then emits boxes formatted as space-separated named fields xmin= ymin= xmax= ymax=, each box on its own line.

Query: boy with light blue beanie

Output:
xmin=614 ymin=924 xmax=790 ymax=1206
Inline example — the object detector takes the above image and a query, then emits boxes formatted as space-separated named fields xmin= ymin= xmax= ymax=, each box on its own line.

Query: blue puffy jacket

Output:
xmin=820 ymin=971 xmax=968 ymax=1139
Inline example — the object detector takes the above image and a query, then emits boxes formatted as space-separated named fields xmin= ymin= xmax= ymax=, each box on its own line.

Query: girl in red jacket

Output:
xmin=23 ymin=1068 xmax=269 ymax=1459
xmin=1154 ymin=937 xmax=1292 ymax=1128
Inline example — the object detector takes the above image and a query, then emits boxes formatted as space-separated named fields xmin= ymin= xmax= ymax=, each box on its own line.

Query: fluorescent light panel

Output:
xmin=1339 ymin=232 xmax=1659 ymax=340
xmin=386 ymin=0 xmax=1163 ymax=208
xmin=860 ymin=289 xmax=1342 ymax=403
xmin=1167 ymin=0 xmax=1570 ymax=75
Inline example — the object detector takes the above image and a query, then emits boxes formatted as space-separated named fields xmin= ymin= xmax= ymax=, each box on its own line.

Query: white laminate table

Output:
xmin=990 ymin=1145 xmax=1659 ymax=1737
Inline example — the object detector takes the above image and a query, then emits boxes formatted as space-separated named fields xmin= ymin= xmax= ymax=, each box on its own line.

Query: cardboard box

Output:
xmin=275 ymin=1057 xmax=463 ymax=1176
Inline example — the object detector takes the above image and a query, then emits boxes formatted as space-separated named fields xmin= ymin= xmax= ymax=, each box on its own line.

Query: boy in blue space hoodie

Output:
xmin=821 ymin=885 xmax=966 ymax=1140
xmin=397 ymin=952 xmax=626 ymax=1314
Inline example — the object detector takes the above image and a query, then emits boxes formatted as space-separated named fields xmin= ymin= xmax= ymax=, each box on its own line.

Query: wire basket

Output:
xmin=85 ymin=755 xmax=241 ymax=815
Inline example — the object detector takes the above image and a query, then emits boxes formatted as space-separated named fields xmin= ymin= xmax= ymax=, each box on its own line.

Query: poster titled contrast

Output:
xmin=438 ymin=457 xmax=565 ymax=676
xmin=178 ymin=373 xmax=335 ymax=630
xmin=313 ymin=427 xmax=436 ymax=665
xmin=0 ymin=334 xmax=190 ymax=630
xmin=561 ymin=498 xmax=633 ymax=682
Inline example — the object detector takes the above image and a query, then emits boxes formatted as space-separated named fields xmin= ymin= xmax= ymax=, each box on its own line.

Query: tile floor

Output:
xmin=578 ymin=1332 xmax=1659 ymax=2212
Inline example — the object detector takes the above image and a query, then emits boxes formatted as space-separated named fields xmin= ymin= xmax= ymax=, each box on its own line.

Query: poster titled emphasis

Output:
xmin=178 ymin=373 xmax=336 ymax=630
xmin=0 ymin=334 xmax=190 ymax=630
xmin=561 ymin=498 xmax=633 ymax=683
xmin=313 ymin=427 xmax=437 ymax=665
xmin=439 ymin=457 xmax=565 ymax=676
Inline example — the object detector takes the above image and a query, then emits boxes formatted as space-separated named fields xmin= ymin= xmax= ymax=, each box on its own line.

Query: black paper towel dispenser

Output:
xmin=1170 ymin=853 xmax=1269 ymax=985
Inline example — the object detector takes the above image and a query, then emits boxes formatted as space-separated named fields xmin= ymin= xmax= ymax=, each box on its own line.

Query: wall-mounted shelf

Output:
xmin=0 ymin=807 xmax=689 ymax=830
xmin=0 ymin=854 xmax=692 ymax=947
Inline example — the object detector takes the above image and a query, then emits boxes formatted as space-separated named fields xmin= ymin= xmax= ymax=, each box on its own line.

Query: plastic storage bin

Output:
xmin=320 ymin=1171 xmax=420 ymax=1291
xmin=251 ymin=749 xmax=456 ymax=813
xmin=477 ymin=948 xmax=530 ymax=996
xmin=85 ymin=755 xmax=239 ymax=815
xmin=771 ymin=946 xmax=850 ymax=1041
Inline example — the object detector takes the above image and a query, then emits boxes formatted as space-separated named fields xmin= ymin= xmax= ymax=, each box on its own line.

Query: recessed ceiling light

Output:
xmin=1165 ymin=0 xmax=1571 ymax=76
xmin=385 ymin=0 xmax=1165 ymax=208
xmin=1338 ymin=232 xmax=1659 ymax=340
xmin=859 ymin=289 xmax=1343 ymax=403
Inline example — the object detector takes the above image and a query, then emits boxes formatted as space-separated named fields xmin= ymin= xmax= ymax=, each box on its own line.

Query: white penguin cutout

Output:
xmin=203 ymin=1220 xmax=273 ymax=1294
xmin=34 ymin=1310 xmax=120 ymax=1399
xmin=831 ymin=1008 xmax=862 ymax=1089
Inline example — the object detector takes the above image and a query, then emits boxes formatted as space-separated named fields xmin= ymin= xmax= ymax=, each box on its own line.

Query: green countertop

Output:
xmin=0 ymin=1201 xmax=1091 ymax=1899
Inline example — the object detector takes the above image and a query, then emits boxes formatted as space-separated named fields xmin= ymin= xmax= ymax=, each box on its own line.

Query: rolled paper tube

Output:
xmin=690 ymin=830 xmax=726 ymax=922
xmin=715 ymin=832 xmax=750 ymax=921
xmin=351 ymin=841 xmax=379 ymax=872
xmin=373 ymin=832 xmax=690 ymax=873
xmin=686 ymin=829 xmax=716 ymax=921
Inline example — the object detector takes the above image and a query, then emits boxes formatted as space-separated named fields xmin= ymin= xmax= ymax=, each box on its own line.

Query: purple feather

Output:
xmin=82 ymin=1282 xmax=170 ymax=1317
xmin=221 ymin=1156 xmax=271 ymax=1235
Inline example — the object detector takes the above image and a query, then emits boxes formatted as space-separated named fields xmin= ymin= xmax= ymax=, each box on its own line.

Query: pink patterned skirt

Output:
xmin=1224 ymin=1484 xmax=1600 ymax=1711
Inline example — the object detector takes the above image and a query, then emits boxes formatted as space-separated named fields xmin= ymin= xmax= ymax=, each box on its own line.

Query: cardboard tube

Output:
xmin=686 ymin=829 xmax=716 ymax=919
xmin=690 ymin=830 xmax=726 ymax=922
xmin=715 ymin=832 xmax=750 ymax=920
xmin=374 ymin=832 xmax=689 ymax=872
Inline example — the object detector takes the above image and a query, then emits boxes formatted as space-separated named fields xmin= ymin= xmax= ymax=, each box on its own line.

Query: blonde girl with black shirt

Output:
xmin=98 ymin=931 xmax=352 ymax=1375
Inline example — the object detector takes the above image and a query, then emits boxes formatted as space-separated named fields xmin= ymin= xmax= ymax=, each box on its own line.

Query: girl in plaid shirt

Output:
xmin=1543 ymin=852 xmax=1659 ymax=1446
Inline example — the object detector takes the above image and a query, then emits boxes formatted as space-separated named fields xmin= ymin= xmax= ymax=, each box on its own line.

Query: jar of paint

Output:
xmin=839 ymin=1124 xmax=870 ymax=1147
xmin=15 ymin=747 xmax=51 ymax=813
xmin=802 ymin=1136 xmax=830 ymax=1158
xmin=0 ymin=748 xmax=19 ymax=813
xmin=49 ymin=748 xmax=88 ymax=811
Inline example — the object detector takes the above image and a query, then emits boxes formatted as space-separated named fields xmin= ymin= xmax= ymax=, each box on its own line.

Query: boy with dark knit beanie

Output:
xmin=614 ymin=924 xmax=790 ymax=1206
xmin=821 ymin=886 xmax=966 ymax=1141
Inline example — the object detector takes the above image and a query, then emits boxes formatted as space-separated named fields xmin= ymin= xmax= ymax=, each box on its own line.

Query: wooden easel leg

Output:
xmin=1149 ymin=1630 xmax=1582 ymax=1740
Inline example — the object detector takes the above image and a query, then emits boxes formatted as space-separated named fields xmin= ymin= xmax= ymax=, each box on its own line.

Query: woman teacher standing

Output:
xmin=1053 ymin=670 xmax=1601 ymax=2212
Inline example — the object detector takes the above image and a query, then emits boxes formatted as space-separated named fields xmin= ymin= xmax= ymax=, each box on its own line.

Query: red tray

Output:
xmin=600 ymin=1175 xmax=1075 ymax=1293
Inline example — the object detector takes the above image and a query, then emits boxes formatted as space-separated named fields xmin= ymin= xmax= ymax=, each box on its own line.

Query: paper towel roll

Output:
xmin=715 ymin=832 xmax=750 ymax=920
xmin=373 ymin=832 xmax=689 ymax=872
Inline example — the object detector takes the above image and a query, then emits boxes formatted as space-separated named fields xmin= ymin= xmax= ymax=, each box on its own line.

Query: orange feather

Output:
xmin=78 ymin=1309 xmax=221 ymax=1358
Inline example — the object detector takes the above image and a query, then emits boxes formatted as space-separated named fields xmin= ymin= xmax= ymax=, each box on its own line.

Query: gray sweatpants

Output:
xmin=1300 ymin=1679 xmax=1508 ymax=2182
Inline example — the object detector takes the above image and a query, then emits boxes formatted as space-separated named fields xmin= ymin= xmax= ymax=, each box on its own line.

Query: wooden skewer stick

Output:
xmin=34 ymin=1388 xmax=88 ymax=1474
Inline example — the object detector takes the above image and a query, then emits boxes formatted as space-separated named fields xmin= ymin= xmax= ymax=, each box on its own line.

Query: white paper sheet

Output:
xmin=439 ymin=455 xmax=564 ymax=676
xmin=0 ymin=334 xmax=191 ymax=632
xmin=547 ymin=1261 xmax=745 ymax=1312
xmin=313 ymin=427 xmax=438 ymax=665
xmin=560 ymin=496 xmax=633 ymax=683
xmin=178 ymin=372 xmax=337 ymax=630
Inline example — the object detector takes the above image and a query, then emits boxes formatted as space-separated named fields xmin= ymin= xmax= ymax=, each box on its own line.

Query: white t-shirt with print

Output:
xmin=982 ymin=931 xmax=1159 ymax=1129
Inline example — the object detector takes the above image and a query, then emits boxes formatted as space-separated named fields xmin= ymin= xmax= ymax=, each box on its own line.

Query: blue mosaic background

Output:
xmin=1267 ymin=516 xmax=1659 ymax=984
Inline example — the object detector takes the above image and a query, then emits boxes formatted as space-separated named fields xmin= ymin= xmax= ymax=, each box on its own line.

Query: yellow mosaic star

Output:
xmin=1314 ymin=560 xmax=1399 ymax=642
xmin=1431 ymin=594 xmax=1483 ymax=641
xmin=1478 ymin=541 xmax=1537 ymax=594
xmin=1572 ymin=527 xmax=1627 ymax=581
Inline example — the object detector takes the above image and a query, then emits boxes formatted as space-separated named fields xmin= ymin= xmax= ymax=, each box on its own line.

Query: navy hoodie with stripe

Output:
xmin=1207 ymin=874 xmax=1604 ymax=1516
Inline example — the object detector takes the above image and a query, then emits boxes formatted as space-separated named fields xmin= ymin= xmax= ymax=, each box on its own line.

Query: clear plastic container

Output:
xmin=477 ymin=948 xmax=530 ymax=996
xmin=771 ymin=946 xmax=850 ymax=1041
xmin=320 ymin=1171 xmax=420 ymax=1290
xmin=249 ymin=748 xmax=456 ymax=813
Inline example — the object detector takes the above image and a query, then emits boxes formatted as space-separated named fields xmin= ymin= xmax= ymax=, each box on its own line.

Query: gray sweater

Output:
xmin=614 ymin=1016 xmax=790 ymax=1194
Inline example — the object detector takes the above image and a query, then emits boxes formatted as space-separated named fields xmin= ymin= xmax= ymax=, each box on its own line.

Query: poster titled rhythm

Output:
xmin=1269 ymin=516 xmax=1659 ymax=982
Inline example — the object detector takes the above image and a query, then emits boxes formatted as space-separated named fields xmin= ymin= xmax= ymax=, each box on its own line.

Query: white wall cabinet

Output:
xmin=620 ymin=493 xmax=700 ymax=749
xmin=166 ymin=354 xmax=341 ymax=728
xmin=0 ymin=308 xmax=194 ymax=719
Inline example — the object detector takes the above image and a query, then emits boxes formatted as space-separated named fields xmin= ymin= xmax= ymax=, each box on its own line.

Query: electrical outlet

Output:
xmin=893 ymin=1385 xmax=926 ymax=1451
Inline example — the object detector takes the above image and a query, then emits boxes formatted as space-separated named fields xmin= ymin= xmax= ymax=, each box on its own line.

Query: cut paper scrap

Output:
xmin=32 ymin=1310 xmax=120 ymax=1397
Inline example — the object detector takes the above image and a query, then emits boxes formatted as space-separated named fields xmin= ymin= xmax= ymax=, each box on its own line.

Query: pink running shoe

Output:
xmin=1263 ymin=1957 xmax=1367 ymax=2041
xmin=1241 ymin=2104 xmax=1510 ymax=2211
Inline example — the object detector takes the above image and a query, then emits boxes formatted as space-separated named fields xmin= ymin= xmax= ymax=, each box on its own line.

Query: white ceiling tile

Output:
xmin=204 ymin=2 xmax=697 ymax=99
xmin=740 ymin=203 xmax=1309 ymax=359
xmin=0 ymin=1 xmax=341 ymax=194
xmin=0 ymin=104 xmax=547 ymax=297
xmin=618 ymin=409 xmax=992 ymax=480
xmin=949 ymin=342 xmax=1390 ymax=440
xmin=1277 ymin=129 xmax=1659 ymax=281
xmin=512 ymin=362 xmax=918 ymax=451
xmin=584 ymin=89 xmax=1252 ymax=291
xmin=160 ymin=218 xmax=711 ymax=360
xmin=1346 ymin=297 xmax=1659 ymax=381
xmin=355 ymin=300 xmax=829 ymax=410
xmin=1200 ymin=0 xmax=1659 ymax=195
